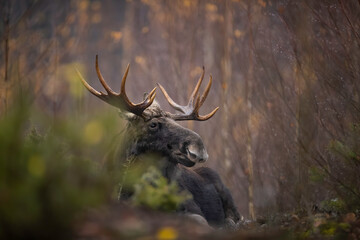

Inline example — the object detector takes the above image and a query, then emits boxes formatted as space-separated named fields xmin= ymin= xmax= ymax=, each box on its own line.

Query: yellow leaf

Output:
xmin=135 ymin=56 xmax=146 ymax=66
xmin=183 ymin=0 xmax=191 ymax=7
xmin=205 ymin=3 xmax=218 ymax=13
xmin=156 ymin=227 xmax=178 ymax=240
xmin=111 ymin=31 xmax=122 ymax=42
xmin=79 ymin=0 xmax=89 ymax=10
xmin=234 ymin=29 xmax=244 ymax=38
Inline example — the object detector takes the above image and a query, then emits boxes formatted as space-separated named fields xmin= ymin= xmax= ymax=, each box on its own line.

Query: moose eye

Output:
xmin=149 ymin=122 xmax=158 ymax=130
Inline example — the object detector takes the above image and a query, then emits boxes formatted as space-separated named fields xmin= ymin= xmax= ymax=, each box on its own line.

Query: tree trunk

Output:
xmin=246 ymin=1 xmax=255 ymax=220
xmin=221 ymin=0 xmax=232 ymax=179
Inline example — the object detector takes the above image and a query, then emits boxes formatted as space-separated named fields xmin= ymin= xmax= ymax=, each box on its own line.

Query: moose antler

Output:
xmin=77 ymin=55 xmax=156 ymax=117
xmin=158 ymin=67 xmax=219 ymax=121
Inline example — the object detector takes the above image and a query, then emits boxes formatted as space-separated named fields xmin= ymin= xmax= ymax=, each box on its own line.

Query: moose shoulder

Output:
xmin=78 ymin=55 xmax=241 ymax=227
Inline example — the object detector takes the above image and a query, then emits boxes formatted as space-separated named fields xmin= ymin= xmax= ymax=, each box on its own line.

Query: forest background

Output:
xmin=0 ymin=0 xmax=359 ymax=233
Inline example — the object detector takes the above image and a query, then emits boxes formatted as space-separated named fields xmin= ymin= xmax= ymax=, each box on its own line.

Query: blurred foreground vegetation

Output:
xmin=0 ymin=95 xmax=111 ymax=238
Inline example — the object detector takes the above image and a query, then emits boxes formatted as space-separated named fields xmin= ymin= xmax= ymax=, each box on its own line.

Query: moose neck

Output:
xmin=161 ymin=157 xmax=181 ymax=181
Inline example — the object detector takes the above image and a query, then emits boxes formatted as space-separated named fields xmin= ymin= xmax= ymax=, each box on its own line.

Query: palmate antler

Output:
xmin=77 ymin=55 xmax=156 ymax=118
xmin=158 ymin=67 xmax=219 ymax=121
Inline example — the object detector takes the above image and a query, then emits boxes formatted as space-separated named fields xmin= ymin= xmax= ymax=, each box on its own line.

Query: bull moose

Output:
xmin=78 ymin=55 xmax=240 ymax=227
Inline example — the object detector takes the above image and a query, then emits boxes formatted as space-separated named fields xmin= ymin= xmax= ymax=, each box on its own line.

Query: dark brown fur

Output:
xmin=119 ymin=103 xmax=240 ymax=227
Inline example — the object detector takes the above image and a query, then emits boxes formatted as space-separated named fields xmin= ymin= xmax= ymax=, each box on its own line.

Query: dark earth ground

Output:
xmin=75 ymin=202 xmax=360 ymax=240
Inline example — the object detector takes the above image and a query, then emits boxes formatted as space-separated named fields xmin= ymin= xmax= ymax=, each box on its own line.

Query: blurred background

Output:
xmin=0 ymin=0 xmax=359 ymax=225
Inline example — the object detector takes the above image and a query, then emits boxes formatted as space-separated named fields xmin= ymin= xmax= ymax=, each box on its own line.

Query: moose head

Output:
xmin=78 ymin=55 xmax=218 ymax=168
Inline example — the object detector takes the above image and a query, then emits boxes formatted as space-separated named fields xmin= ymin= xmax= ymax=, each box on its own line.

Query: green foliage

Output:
xmin=318 ymin=221 xmax=337 ymax=236
xmin=317 ymin=221 xmax=351 ymax=239
xmin=131 ymin=167 xmax=191 ymax=212
xmin=283 ymin=216 xmax=354 ymax=240
xmin=320 ymin=199 xmax=346 ymax=214
xmin=0 ymin=97 xmax=111 ymax=239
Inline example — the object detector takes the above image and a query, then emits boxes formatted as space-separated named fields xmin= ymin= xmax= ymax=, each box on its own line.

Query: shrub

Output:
xmin=0 ymin=97 xmax=110 ymax=239
xmin=131 ymin=166 xmax=191 ymax=212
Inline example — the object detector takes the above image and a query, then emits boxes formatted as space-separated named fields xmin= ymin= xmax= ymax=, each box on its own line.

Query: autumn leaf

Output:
xmin=110 ymin=31 xmax=122 ymax=42
xmin=156 ymin=227 xmax=178 ymax=240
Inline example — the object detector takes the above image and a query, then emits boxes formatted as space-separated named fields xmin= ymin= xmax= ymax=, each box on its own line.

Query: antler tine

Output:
xmin=132 ymin=86 xmax=157 ymax=111
xmin=119 ymin=63 xmax=157 ymax=112
xmin=95 ymin=55 xmax=116 ymax=95
xmin=147 ymin=87 xmax=157 ymax=102
xmin=159 ymin=68 xmax=219 ymax=121
xmin=76 ymin=68 xmax=102 ymax=97
xmin=193 ymin=74 xmax=219 ymax=120
xmin=157 ymin=83 xmax=186 ymax=114
xmin=188 ymin=67 xmax=205 ymax=106
xmin=197 ymin=106 xmax=219 ymax=121
xmin=120 ymin=63 xmax=130 ymax=95
xmin=119 ymin=63 xmax=134 ymax=107
xmin=80 ymin=55 xmax=157 ymax=118
xmin=198 ymin=74 xmax=213 ymax=108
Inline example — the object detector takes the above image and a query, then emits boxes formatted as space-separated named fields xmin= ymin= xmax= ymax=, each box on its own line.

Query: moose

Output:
xmin=79 ymin=55 xmax=240 ymax=227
